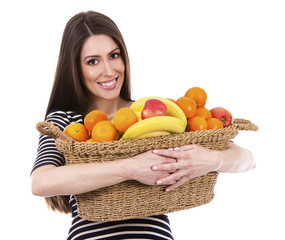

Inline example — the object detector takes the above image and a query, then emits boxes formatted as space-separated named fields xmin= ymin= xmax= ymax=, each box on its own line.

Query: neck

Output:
xmin=87 ymin=96 xmax=131 ymax=120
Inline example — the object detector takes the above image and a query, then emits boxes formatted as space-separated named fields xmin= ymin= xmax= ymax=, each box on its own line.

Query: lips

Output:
xmin=98 ymin=77 xmax=118 ymax=89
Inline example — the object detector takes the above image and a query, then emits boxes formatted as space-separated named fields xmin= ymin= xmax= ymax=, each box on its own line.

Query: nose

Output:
xmin=102 ymin=60 xmax=114 ymax=77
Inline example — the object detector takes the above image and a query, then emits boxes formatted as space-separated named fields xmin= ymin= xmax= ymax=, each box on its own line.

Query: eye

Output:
xmin=87 ymin=59 xmax=99 ymax=65
xmin=110 ymin=52 xmax=120 ymax=59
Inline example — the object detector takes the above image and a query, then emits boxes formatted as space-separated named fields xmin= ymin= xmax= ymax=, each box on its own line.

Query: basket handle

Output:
xmin=36 ymin=121 xmax=69 ymax=140
xmin=233 ymin=118 xmax=258 ymax=131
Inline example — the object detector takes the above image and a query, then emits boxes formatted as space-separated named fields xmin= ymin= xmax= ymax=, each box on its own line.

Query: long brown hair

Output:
xmin=45 ymin=11 xmax=132 ymax=213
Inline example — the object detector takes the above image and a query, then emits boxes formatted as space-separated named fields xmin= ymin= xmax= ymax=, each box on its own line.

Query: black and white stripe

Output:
xmin=32 ymin=110 xmax=174 ymax=240
xmin=68 ymin=211 xmax=174 ymax=240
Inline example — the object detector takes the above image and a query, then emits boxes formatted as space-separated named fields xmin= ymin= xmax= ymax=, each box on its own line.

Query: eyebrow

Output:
xmin=83 ymin=47 xmax=120 ymax=61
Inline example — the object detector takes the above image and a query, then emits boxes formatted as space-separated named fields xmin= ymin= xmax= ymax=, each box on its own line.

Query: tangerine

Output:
xmin=176 ymin=96 xmax=197 ymax=119
xmin=92 ymin=120 xmax=119 ymax=142
xmin=194 ymin=107 xmax=212 ymax=120
xmin=187 ymin=116 xmax=208 ymax=131
xmin=84 ymin=110 xmax=108 ymax=132
xmin=86 ymin=138 xmax=95 ymax=143
xmin=134 ymin=111 xmax=142 ymax=121
xmin=185 ymin=87 xmax=207 ymax=108
xmin=64 ymin=123 xmax=89 ymax=142
xmin=167 ymin=98 xmax=177 ymax=104
xmin=207 ymin=118 xmax=223 ymax=129
xmin=113 ymin=107 xmax=139 ymax=132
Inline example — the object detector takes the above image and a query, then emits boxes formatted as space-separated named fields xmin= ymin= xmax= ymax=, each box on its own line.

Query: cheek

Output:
xmin=115 ymin=59 xmax=125 ymax=74
xmin=82 ymin=69 xmax=100 ymax=82
xmin=120 ymin=62 xmax=125 ymax=73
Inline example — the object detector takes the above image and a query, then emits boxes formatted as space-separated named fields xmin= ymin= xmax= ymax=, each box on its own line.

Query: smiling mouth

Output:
xmin=98 ymin=77 xmax=118 ymax=89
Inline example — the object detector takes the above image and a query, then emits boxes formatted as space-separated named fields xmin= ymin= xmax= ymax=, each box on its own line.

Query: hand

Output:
xmin=126 ymin=150 xmax=178 ymax=186
xmin=152 ymin=144 xmax=221 ymax=191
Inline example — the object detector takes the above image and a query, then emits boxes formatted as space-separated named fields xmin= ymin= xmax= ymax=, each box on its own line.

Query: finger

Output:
xmin=156 ymin=171 xmax=183 ymax=185
xmin=153 ymin=149 xmax=185 ymax=159
xmin=168 ymin=169 xmax=177 ymax=173
xmin=160 ymin=157 xmax=178 ymax=164
xmin=175 ymin=144 xmax=199 ymax=151
xmin=165 ymin=176 xmax=189 ymax=191
xmin=152 ymin=162 xmax=179 ymax=172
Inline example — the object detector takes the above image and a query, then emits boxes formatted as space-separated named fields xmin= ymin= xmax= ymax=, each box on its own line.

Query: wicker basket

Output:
xmin=36 ymin=118 xmax=258 ymax=222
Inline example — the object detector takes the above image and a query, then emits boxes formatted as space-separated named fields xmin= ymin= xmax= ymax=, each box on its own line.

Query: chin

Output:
xmin=98 ymin=89 xmax=122 ymax=101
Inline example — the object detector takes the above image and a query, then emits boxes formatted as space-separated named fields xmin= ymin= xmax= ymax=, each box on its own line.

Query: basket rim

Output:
xmin=36 ymin=118 xmax=258 ymax=156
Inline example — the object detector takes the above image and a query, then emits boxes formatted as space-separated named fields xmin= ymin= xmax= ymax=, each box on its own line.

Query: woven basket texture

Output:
xmin=36 ymin=118 xmax=258 ymax=221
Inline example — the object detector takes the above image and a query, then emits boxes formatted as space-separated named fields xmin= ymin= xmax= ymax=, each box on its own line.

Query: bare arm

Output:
xmin=31 ymin=150 xmax=176 ymax=197
xmin=151 ymin=142 xmax=255 ymax=191
xmin=215 ymin=142 xmax=255 ymax=173
xmin=31 ymin=160 xmax=129 ymax=197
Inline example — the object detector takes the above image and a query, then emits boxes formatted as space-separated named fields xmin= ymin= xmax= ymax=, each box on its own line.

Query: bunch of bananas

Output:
xmin=121 ymin=97 xmax=187 ymax=140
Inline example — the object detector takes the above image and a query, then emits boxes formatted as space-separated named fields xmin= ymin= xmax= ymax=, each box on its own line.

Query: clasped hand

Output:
xmin=151 ymin=144 xmax=220 ymax=191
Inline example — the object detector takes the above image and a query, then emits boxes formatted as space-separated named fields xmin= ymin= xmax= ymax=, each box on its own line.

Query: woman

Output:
xmin=31 ymin=11 xmax=255 ymax=240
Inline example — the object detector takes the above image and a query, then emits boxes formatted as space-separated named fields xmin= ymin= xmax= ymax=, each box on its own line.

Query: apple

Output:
xmin=141 ymin=99 xmax=167 ymax=119
xmin=210 ymin=107 xmax=232 ymax=127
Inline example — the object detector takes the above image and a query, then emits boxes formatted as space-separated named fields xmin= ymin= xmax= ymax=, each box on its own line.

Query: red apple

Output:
xmin=210 ymin=107 xmax=232 ymax=127
xmin=141 ymin=99 xmax=167 ymax=119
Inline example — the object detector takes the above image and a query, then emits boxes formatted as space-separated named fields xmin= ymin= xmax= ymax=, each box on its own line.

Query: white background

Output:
xmin=1 ymin=0 xmax=284 ymax=239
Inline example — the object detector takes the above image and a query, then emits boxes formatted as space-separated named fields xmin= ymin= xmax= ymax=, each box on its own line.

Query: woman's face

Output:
xmin=80 ymin=34 xmax=125 ymax=101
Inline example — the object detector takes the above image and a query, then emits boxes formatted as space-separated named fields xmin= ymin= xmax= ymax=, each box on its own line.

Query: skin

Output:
xmin=152 ymin=142 xmax=255 ymax=191
xmin=31 ymin=34 xmax=256 ymax=197
xmin=80 ymin=34 xmax=127 ymax=118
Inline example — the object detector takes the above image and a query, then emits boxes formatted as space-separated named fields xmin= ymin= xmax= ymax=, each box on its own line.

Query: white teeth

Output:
xmin=99 ymin=78 xmax=116 ymax=86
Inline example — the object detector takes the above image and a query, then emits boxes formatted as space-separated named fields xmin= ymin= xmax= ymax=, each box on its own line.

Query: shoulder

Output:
xmin=46 ymin=109 xmax=84 ymax=131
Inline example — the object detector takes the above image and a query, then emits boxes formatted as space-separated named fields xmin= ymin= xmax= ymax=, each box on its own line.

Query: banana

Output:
xmin=134 ymin=111 xmax=142 ymax=121
xmin=130 ymin=96 xmax=187 ymax=128
xmin=137 ymin=130 xmax=171 ymax=139
xmin=122 ymin=116 xmax=185 ymax=140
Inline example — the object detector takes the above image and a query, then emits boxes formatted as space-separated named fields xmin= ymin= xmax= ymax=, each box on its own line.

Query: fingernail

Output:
xmin=157 ymin=180 xmax=162 ymax=184
xmin=153 ymin=150 xmax=158 ymax=153
xmin=173 ymin=147 xmax=179 ymax=150
xmin=165 ymin=188 xmax=171 ymax=192
xmin=152 ymin=166 xmax=158 ymax=170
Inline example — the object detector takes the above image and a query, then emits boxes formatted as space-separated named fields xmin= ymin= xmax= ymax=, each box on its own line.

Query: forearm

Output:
xmin=31 ymin=159 xmax=130 ymax=197
xmin=149 ymin=143 xmax=256 ymax=191
xmin=216 ymin=142 xmax=256 ymax=173
xmin=32 ymin=150 xmax=180 ymax=197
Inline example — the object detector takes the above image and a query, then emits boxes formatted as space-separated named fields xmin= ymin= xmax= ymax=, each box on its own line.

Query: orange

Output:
xmin=186 ymin=116 xmax=208 ymax=131
xmin=64 ymin=123 xmax=89 ymax=142
xmin=86 ymin=138 xmax=95 ymax=143
xmin=113 ymin=107 xmax=139 ymax=132
xmin=84 ymin=110 xmax=108 ymax=132
xmin=176 ymin=96 xmax=197 ymax=119
xmin=185 ymin=87 xmax=207 ymax=108
xmin=167 ymin=98 xmax=177 ymax=104
xmin=207 ymin=118 xmax=223 ymax=129
xmin=194 ymin=107 xmax=212 ymax=120
xmin=92 ymin=120 xmax=119 ymax=142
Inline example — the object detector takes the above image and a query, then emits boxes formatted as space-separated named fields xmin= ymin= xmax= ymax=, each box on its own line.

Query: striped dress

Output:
xmin=32 ymin=110 xmax=174 ymax=240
